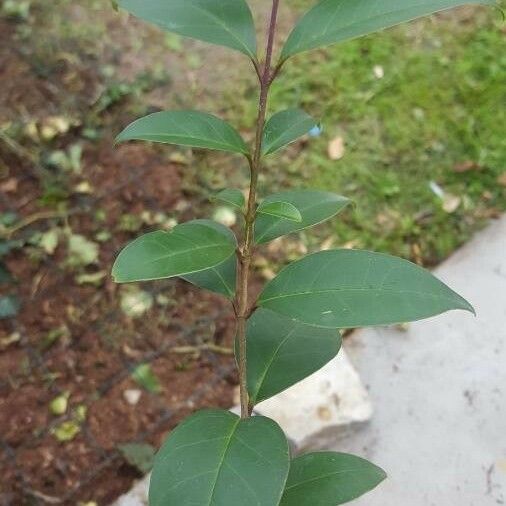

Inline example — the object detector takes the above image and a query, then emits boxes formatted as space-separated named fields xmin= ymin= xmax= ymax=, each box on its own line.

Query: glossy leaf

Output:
xmin=244 ymin=309 xmax=341 ymax=405
xmin=116 ymin=111 xmax=249 ymax=155
xmin=259 ymin=249 xmax=474 ymax=328
xmin=213 ymin=188 xmax=245 ymax=210
xmin=183 ymin=253 xmax=236 ymax=298
xmin=258 ymin=201 xmax=302 ymax=223
xmin=149 ymin=409 xmax=290 ymax=506
xmin=281 ymin=0 xmax=494 ymax=59
xmin=112 ymin=220 xmax=236 ymax=283
xmin=118 ymin=0 xmax=257 ymax=58
xmin=255 ymin=190 xmax=350 ymax=244
xmin=262 ymin=109 xmax=317 ymax=155
xmin=280 ymin=452 xmax=386 ymax=505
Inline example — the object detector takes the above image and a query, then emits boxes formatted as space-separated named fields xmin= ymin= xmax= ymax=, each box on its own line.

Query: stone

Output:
xmin=253 ymin=350 xmax=373 ymax=451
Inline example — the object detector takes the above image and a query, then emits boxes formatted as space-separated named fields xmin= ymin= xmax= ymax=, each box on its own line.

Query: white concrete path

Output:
xmin=340 ymin=216 xmax=506 ymax=505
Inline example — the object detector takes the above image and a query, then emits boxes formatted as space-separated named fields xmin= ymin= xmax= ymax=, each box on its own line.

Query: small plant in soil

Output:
xmin=112 ymin=1 xmax=493 ymax=504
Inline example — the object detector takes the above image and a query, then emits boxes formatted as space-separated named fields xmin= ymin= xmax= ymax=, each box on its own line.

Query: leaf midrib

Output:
xmin=180 ymin=2 xmax=255 ymax=57
xmin=255 ymin=197 xmax=348 ymax=242
xmin=284 ymin=467 xmax=363 ymax=491
xmin=252 ymin=325 xmax=298 ymax=403
xmin=263 ymin=113 xmax=314 ymax=154
xmin=261 ymin=287 xmax=461 ymax=304
xmin=208 ymin=417 xmax=241 ymax=504
xmin=288 ymin=0 xmax=492 ymax=55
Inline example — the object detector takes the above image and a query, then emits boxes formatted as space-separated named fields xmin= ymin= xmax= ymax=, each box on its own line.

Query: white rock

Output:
xmin=113 ymin=475 xmax=150 ymax=506
xmin=123 ymin=389 xmax=142 ymax=406
xmin=253 ymin=350 xmax=373 ymax=451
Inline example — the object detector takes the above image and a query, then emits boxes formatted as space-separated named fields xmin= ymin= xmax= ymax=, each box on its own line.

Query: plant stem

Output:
xmin=236 ymin=0 xmax=280 ymax=419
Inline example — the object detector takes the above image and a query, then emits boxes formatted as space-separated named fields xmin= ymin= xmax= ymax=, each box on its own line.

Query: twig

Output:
xmin=170 ymin=344 xmax=233 ymax=356
xmin=235 ymin=0 xmax=281 ymax=420
xmin=0 ymin=210 xmax=68 ymax=239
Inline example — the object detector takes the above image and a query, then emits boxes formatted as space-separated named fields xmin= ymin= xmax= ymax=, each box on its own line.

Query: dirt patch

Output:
xmin=0 ymin=10 xmax=238 ymax=506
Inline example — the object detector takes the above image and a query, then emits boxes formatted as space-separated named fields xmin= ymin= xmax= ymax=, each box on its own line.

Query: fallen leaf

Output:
xmin=0 ymin=178 xmax=18 ymax=193
xmin=497 ymin=172 xmax=506 ymax=187
xmin=213 ymin=206 xmax=237 ymax=227
xmin=442 ymin=194 xmax=461 ymax=213
xmin=373 ymin=65 xmax=384 ymax=79
xmin=50 ymin=392 xmax=70 ymax=416
xmin=453 ymin=161 xmax=480 ymax=173
xmin=52 ymin=421 xmax=80 ymax=442
xmin=39 ymin=229 xmax=59 ymax=255
xmin=67 ymin=234 xmax=99 ymax=267
xmin=327 ymin=136 xmax=345 ymax=160
xmin=75 ymin=271 xmax=107 ymax=286
xmin=132 ymin=363 xmax=161 ymax=393
xmin=121 ymin=287 xmax=154 ymax=318
xmin=118 ymin=443 xmax=156 ymax=474
xmin=320 ymin=237 xmax=335 ymax=251
xmin=74 ymin=181 xmax=93 ymax=194
xmin=0 ymin=332 xmax=21 ymax=351
xmin=0 ymin=295 xmax=20 ymax=319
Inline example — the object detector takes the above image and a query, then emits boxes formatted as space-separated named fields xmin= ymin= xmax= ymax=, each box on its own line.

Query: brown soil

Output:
xmin=0 ymin=13 xmax=237 ymax=506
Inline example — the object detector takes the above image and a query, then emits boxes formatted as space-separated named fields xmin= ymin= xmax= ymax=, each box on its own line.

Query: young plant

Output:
xmin=112 ymin=1 xmax=493 ymax=504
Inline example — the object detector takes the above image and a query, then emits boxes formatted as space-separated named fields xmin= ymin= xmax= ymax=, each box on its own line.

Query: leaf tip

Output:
xmin=462 ymin=298 xmax=476 ymax=316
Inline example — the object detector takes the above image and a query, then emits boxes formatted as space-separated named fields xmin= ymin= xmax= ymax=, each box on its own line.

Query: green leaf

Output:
xmin=258 ymin=201 xmax=302 ymax=223
xmin=183 ymin=253 xmax=237 ymax=298
xmin=255 ymin=190 xmax=350 ymax=244
xmin=0 ymin=295 xmax=20 ymax=320
xmin=281 ymin=0 xmax=495 ymax=59
xmin=112 ymin=219 xmax=236 ymax=283
xmin=244 ymin=309 xmax=341 ymax=405
xmin=259 ymin=249 xmax=474 ymax=328
xmin=262 ymin=109 xmax=317 ymax=155
xmin=149 ymin=409 xmax=290 ymax=506
xmin=116 ymin=111 xmax=249 ymax=155
xmin=212 ymin=189 xmax=245 ymax=210
xmin=280 ymin=452 xmax=386 ymax=505
xmin=49 ymin=392 xmax=70 ymax=416
xmin=51 ymin=421 xmax=81 ymax=442
xmin=118 ymin=0 xmax=257 ymax=58
xmin=118 ymin=443 xmax=156 ymax=474
xmin=132 ymin=363 xmax=161 ymax=393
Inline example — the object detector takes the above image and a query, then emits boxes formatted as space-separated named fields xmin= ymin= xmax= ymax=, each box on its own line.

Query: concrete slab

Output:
xmin=340 ymin=216 xmax=506 ymax=505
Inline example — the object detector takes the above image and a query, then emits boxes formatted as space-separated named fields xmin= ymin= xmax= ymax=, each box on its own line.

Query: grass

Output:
xmin=3 ymin=0 xmax=505 ymax=267
xmin=222 ymin=3 xmax=506 ymax=264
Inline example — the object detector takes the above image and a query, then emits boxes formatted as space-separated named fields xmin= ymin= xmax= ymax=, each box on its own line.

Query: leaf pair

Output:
xmin=149 ymin=409 xmax=386 ymax=506
xmin=212 ymin=189 xmax=306 ymax=224
xmin=116 ymin=108 xmax=317 ymax=158
xmin=244 ymin=252 xmax=473 ymax=410
xmin=113 ymin=191 xmax=351 ymax=299
xmin=118 ymin=0 xmax=494 ymax=64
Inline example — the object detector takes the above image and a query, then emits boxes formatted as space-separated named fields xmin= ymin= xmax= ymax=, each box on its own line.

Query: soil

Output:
xmin=0 ymin=14 xmax=238 ymax=506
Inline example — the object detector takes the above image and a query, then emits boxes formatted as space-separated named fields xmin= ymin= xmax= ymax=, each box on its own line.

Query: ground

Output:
xmin=0 ymin=0 xmax=505 ymax=504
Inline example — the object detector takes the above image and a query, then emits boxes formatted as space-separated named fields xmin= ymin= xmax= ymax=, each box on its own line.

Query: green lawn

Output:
xmin=222 ymin=2 xmax=506 ymax=264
